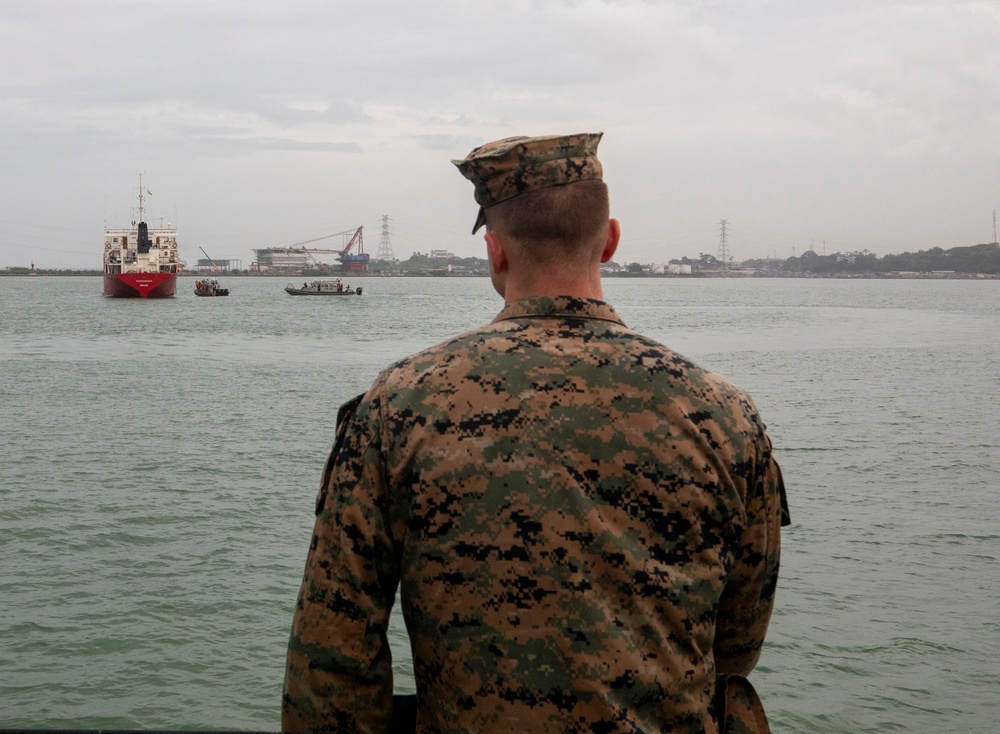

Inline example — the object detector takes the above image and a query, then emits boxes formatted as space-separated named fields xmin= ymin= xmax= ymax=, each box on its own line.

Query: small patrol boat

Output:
xmin=284 ymin=279 xmax=362 ymax=296
xmin=194 ymin=278 xmax=229 ymax=297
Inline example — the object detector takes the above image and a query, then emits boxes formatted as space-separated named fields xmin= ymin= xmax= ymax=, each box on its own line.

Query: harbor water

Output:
xmin=1 ymin=275 xmax=998 ymax=732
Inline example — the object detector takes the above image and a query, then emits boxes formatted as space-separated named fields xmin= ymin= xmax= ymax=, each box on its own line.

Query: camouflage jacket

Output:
xmin=283 ymin=296 xmax=789 ymax=734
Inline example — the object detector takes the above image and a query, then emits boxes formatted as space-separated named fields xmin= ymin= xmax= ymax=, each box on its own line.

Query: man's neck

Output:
xmin=501 ymin=273 xmax=604 ymax=305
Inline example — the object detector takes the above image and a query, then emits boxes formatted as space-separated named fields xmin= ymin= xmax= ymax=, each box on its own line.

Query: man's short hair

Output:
xmin=483 ymin=179 xmax=610 ymax=260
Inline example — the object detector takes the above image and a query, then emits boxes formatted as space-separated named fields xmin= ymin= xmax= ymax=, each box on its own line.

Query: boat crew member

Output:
xmin=283 ymin=132 xmax=790 ymax=733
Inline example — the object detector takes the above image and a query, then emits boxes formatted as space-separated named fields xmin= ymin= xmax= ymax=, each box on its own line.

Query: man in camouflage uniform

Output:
xmin=283 ymin=133 xmax=790 ymax=733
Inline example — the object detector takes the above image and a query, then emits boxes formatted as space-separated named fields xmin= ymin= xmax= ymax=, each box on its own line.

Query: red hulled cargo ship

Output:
xmin=103 ymin=176 xmax=180 ymax=298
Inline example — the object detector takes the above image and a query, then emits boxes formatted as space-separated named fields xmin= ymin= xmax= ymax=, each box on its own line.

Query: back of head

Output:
xmin=485 ymin=180 xmax=609 ymax=264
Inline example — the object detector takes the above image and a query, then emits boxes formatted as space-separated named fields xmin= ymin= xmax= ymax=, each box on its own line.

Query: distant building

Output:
xmin=251 ymin=247 xmax=312 ymax=271
xmin=195 ymin=258 xmax=242 ymax=271
xmin=429 ymin=249 xmax=457 ymax=259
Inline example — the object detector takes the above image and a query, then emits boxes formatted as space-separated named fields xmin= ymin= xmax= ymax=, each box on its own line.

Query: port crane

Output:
xmin=269 ymin=226 xmax=370 ymax=272
xmin=200 ymin=247 xmax=222 ymax=272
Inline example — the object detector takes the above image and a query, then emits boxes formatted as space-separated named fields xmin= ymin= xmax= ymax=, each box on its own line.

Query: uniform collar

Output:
xmin=492 ymin=295 xmax=625 ymax=325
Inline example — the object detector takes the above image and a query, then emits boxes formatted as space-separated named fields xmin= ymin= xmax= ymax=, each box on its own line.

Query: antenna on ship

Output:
xmin=137 ymin=172 xmax=145 ymax=224
xmin=375 ymin=215 xmax=396 ymax=260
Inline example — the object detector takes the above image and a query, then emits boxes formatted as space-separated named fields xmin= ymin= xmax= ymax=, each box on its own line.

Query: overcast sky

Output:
xmin=2 ymin=0 xmax=998 ymax=269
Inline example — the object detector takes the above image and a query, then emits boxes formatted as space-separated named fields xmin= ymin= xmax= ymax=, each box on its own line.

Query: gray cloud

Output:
xmin=1 ymin=0 xmax=998 ymax=268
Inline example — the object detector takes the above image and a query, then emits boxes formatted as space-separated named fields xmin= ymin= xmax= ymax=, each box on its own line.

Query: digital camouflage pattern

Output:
xmin=283 ymin=296 xmax=789 ymax=734
xmin=452 ymin=133 xmax=604 ymax=233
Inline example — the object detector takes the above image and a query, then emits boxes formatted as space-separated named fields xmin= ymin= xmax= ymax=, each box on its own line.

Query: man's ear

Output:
xmin=485 ymin=231 xmax=508 ymax=274
xmin=600 ymin=219 xmax=621 ymax=263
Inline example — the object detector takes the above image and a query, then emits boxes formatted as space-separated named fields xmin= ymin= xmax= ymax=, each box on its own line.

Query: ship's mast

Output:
xmin=137 ymin=173 xmax=145 ymax=224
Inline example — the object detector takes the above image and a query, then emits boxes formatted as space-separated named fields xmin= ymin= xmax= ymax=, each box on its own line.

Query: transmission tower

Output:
xmin=993 ymin=209 xmax=997 ymax=245
xmin=717 ymin=219 xmax=731 ymax=268
xmin=375 ymin=215 xmax=396 ymax=260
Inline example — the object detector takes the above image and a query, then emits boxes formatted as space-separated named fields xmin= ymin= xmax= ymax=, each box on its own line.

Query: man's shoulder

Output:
xmin=601 ymin=327 xmax=756 ymax=402
xmin=380 ymin=321 xmax=506 ymax=383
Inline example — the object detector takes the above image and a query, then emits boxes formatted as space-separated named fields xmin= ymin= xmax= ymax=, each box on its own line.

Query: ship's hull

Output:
xmin=104 ymin=272 xmax=177 ymax=298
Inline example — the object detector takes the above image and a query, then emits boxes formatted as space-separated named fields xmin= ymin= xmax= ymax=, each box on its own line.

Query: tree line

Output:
xmin=740 ymin=242 xmax=1000 ymax=275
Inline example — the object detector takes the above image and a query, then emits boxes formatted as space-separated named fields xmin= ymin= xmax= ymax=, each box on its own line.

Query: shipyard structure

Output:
xmin=251 ymin=226 xmax=370 ymax=274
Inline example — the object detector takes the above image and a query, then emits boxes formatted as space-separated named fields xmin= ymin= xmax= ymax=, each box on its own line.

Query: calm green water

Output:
xmin=1 ymin=275 xmax=998 ymax=732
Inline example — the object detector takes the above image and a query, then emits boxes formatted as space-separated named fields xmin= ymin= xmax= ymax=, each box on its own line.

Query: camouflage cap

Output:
xmin=452 ymin=132 xmax=604 ymax=234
